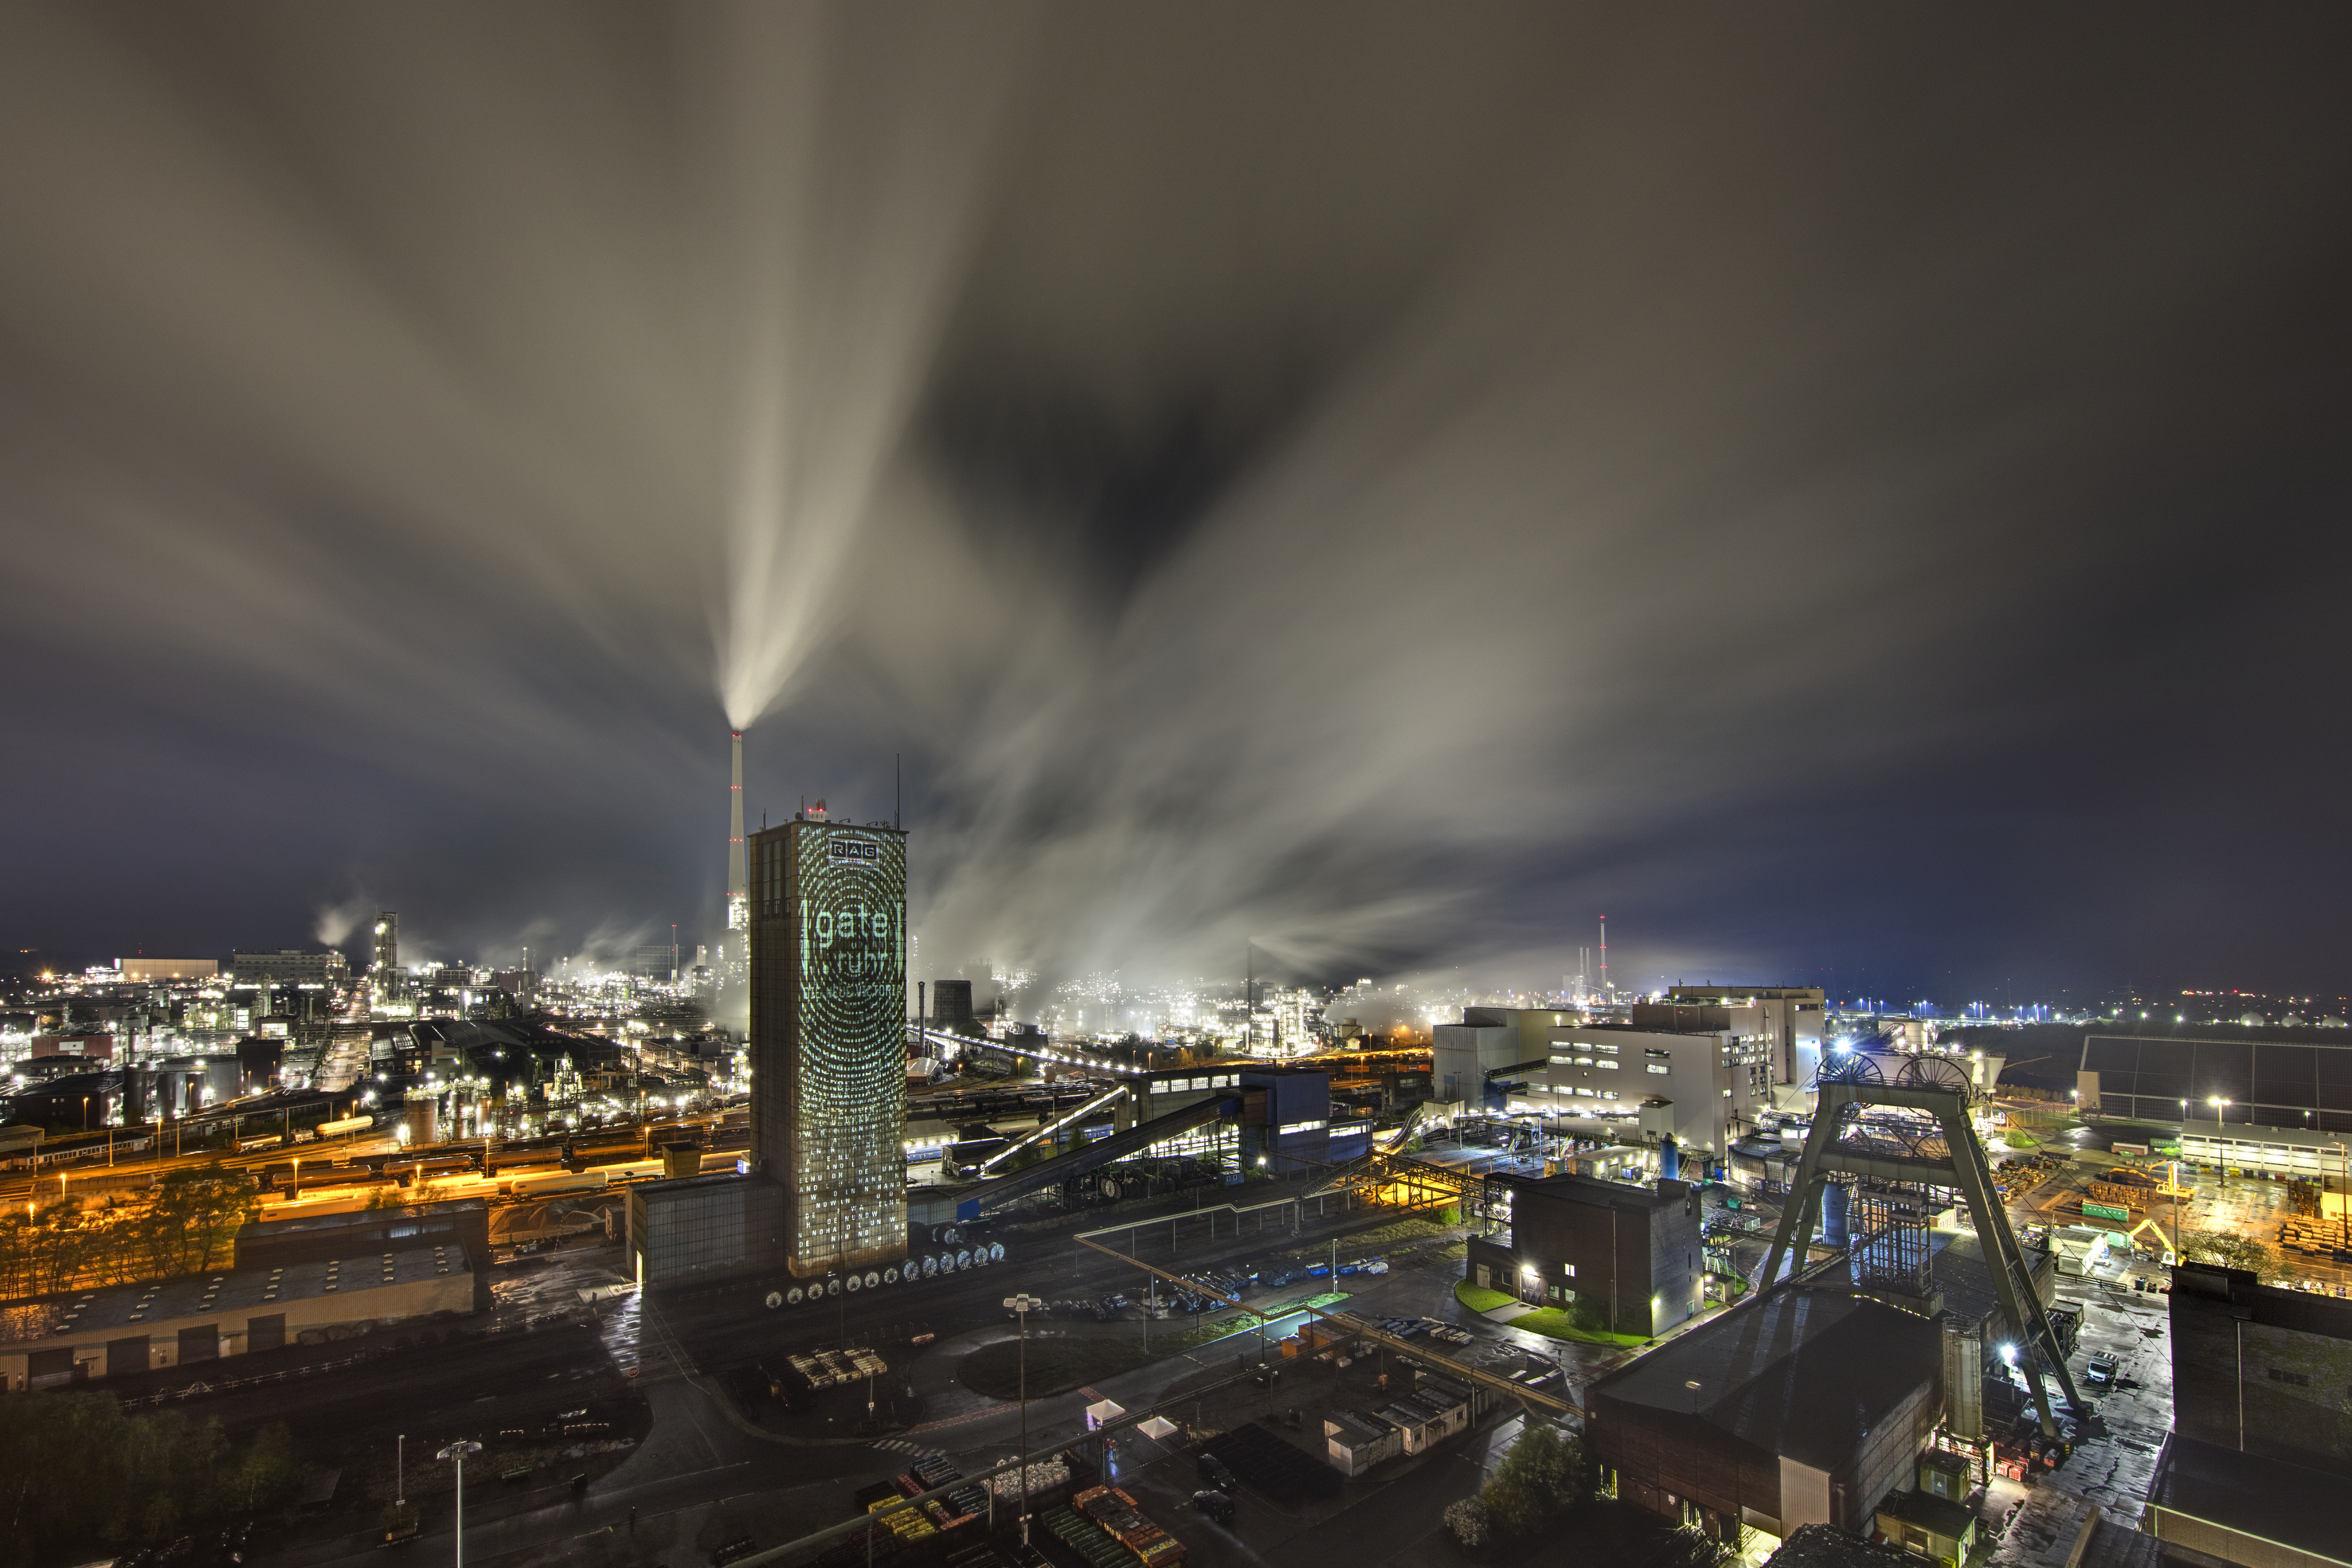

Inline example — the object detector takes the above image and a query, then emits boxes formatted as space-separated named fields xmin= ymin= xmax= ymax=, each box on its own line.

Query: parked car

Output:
xmin=1197 ymin=1452 xmax=1236 ymax=1492
xmin=1192 ymin=1489 xmax=1235 ymax=1524
xmin=2084 ymin=1354 xmax=2117 ymax=1388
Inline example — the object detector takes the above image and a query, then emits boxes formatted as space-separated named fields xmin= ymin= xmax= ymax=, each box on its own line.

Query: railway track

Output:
xmin=0 ymin=1108 xmax=742 ymax=1204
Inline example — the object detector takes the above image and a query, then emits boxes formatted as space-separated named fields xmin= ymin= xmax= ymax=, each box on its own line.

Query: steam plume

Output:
xmin=0 ymin=6 xmax=2345 ymax=996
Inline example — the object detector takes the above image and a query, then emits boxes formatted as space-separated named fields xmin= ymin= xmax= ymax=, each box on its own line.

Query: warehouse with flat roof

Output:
xmin=0 ymin=1241 xmax=475 ymax=1391
xmin=1584 ymin=1288 xmax=1944 ymax=1544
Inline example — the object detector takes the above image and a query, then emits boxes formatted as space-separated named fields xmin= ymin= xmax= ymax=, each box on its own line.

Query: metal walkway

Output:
xmin=1305 ymin=1145 xmax=1497 ymax=1204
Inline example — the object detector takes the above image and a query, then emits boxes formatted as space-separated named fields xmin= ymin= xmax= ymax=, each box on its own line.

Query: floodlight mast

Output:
xmin=1004 ymin=1294 xmax=1048 ymax=1543
xmin=436 ymin=1441 xmax=482 ymax=1568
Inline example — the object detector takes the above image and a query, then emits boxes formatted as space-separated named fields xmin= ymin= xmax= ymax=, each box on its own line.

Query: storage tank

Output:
xmin=1822 ymin=1180 xmax=1850 ymax=1249
xmin=403 ymin=1089 xmax=439 ymax=1147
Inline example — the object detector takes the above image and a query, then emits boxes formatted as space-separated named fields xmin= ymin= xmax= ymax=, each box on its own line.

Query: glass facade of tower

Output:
xmin=749 ymin=818 xmax=909 ymax=1277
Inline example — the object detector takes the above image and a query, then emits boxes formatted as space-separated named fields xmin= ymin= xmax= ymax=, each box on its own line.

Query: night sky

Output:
xmin=2 ymin=6 xmax=2348 ymax=1003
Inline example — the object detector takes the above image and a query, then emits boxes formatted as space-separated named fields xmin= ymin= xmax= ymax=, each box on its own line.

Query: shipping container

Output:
xmin=1073 ymin=1486 xmax=1186 ymax=1568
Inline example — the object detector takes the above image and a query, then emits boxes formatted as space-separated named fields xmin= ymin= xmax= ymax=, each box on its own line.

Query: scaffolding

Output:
xmin=1848 ymin=1179 xmax=1935 ymax=1301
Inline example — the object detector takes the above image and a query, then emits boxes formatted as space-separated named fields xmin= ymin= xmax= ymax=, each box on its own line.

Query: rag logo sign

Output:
xmin=828 ymin=835 xmax=881 ymax=868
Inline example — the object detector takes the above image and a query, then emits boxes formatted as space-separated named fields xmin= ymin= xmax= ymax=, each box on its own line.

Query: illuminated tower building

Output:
xmin=749 ymin=815 xmax=909 ymax=1277
xmin=373 ymin=912 xmax=400 ymax=996
xmin=726 ymin=731 xmax=749 ymax=934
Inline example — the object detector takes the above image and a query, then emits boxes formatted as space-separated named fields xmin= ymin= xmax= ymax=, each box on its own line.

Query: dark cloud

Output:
xmin=2 ymin=4 xmax=2348 ymax=1003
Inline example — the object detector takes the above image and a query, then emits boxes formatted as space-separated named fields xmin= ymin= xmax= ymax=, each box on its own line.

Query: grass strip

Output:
xmin=1454 ymin=1280 xmax=1514 ymax=1312
xmin=1504 ymin=1307 xmax=1646 ymax=1347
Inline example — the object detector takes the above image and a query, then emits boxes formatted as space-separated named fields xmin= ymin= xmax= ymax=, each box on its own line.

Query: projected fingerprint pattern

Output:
xmin=782 ymin=822 xmax=908 ymax=1272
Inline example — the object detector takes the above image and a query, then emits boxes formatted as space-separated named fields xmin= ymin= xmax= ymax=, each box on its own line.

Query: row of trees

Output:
xmin=0 ymin=1165 xmax=260 ymax=1299
xmin=0 ymin=1394 xmax=300 ymax=1568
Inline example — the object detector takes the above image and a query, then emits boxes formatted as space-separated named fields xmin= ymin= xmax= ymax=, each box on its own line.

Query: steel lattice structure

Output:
xmin=1848 ymin=1180 xmax=1935 ymax=1298
xmin=1758 ymin=1053 xmax=2084 ymax=1437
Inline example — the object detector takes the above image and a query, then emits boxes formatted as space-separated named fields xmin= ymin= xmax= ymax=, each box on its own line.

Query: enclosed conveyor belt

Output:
xmin=954 ymin=1093 xmax=1238 ymax=1220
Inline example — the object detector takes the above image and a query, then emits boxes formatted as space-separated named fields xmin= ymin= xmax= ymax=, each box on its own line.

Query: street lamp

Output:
xmin=436 ymin=1441 xmax=482 ymax=1568
xmin=2209 ymin=1097 xmax=2232 ymax=1187
xmin=1004 ymin=1294 xmax=1047 ymax=1544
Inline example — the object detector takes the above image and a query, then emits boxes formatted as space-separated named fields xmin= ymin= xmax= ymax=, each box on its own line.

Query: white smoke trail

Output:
xmin=708 ymin=2 xmax=1031 ymax=729
xmin=313 ymin=896 xmax=374 ymax=948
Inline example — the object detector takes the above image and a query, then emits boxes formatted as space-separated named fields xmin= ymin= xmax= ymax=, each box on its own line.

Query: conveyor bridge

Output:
xmin=953 ymin=1093 xmax=1238 ymax=1221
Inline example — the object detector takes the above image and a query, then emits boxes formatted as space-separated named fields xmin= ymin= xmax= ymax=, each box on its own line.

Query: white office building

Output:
xmin=1433 ymin=1003 xmax=1783 ymax=1166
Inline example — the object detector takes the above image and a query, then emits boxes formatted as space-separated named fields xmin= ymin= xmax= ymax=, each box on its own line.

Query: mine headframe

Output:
xmin=1757 ymin=1050 xmax=2084 ymax=1437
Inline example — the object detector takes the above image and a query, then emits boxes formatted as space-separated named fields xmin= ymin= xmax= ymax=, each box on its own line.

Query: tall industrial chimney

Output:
xmin=1599 ymin=914 xmax=1609 ymax=1001
xmin=727 ymin=731 xmax=749 ymax=932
